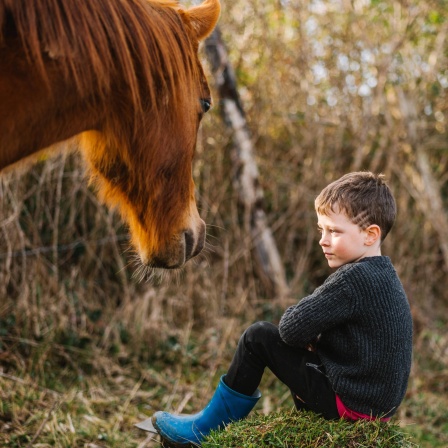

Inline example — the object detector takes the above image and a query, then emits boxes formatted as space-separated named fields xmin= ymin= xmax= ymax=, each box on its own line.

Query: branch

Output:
xmin=204 ymin=28 xmax=289 ymax=297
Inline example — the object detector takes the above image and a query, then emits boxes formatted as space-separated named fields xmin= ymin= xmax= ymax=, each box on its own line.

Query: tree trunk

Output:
xmin=396 ymin=87 xmax=448 ymax=272
xmin=204 ymin=28 xmax=289 ymax=298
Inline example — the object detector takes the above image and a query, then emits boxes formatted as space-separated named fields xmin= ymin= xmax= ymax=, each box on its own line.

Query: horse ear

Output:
xmin=186 ymin=0 xmax=221 ymax=41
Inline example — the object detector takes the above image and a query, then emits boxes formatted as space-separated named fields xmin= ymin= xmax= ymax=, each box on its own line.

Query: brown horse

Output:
xmin=0 ymin=0 xmax=220 ymax=270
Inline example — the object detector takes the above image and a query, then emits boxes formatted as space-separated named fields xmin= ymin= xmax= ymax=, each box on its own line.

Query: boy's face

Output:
xmin=317 ymin=207 xmax=377 ymax=269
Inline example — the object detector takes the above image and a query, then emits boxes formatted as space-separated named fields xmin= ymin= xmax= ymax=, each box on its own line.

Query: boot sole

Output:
xmin=135 ymin=417 xmax=198 ymax=448
xmin=161 ymin=438 xmax=196 ymax=448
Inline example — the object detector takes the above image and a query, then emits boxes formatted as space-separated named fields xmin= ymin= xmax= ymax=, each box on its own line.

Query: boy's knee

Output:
xmin=244 ymin=321 xmax=278 ymax=342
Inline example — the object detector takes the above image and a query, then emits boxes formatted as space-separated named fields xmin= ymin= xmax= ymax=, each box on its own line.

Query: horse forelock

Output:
xmin=0 ymin=0 xmax=200 ymax=125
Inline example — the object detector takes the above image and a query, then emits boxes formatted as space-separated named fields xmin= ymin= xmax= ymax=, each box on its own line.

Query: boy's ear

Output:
xmin=364 ymin=224 xmax=381 ymax=246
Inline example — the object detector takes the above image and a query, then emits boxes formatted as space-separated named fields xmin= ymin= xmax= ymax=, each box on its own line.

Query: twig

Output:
xmin=137 ymin=434 xmax=157 ymax=448
xmin=26 ymin=397 xmax=62 ymax=448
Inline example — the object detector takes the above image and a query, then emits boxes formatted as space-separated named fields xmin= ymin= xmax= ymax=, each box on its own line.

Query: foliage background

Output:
xmin=1 ymin=0 xmax=447 ymax=446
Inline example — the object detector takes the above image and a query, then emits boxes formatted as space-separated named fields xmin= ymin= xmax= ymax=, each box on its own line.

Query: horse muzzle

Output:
xmin=141 ymin=219 xmax=206 ymax=269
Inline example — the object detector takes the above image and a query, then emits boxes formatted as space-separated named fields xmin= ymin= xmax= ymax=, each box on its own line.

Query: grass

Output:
xmin=2 ymin=360 xmax=447 ymax=448
xmin=399 ymin=392 xmax=448 ymax=447
xmin=1 ymin=284 xmax=447 ymax=448
xmin=0 ymin=369 xmax=418 ymax=448
xmin=0 ymin=372 xmax=137 ymax=448
xmin=203 ymin=409 xmax=416 ymax=448
xmin=0 ymin=369 xmax=172 ymax=448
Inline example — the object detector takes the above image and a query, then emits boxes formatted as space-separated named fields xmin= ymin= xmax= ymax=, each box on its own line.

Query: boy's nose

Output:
xmin=319 ymin=234 xmax=329 ymax=246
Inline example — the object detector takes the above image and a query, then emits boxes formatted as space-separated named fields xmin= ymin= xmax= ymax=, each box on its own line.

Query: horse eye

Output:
xmin=200 ymin=98 xmax=211 ymax=113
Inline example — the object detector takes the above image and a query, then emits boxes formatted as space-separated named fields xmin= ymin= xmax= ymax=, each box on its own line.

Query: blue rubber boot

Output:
xmin=153 ymin=375 xmax=261 ymax=447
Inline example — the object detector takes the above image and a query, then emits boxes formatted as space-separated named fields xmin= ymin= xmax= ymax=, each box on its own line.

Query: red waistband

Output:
xmin=335 ymin=395 xmax=391 ymax=422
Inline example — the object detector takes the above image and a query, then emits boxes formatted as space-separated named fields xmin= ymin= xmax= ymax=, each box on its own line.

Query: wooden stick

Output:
xmin=204 ymin=28 xmax=289 ymax=298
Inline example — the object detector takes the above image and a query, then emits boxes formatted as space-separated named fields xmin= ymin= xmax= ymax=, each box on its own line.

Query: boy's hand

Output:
xmin=306 ymin=334 xmax=321 ymax=352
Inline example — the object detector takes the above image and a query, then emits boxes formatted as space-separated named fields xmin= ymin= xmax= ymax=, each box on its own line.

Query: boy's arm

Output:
xmin=279 ymin=274 xmax=353 ymax=348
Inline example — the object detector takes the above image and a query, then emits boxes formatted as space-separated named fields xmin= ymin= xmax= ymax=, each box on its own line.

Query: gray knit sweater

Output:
xmin=279 ymin=256 xmax=413 ymax=417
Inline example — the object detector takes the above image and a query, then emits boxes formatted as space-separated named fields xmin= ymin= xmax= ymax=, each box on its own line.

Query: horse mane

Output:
xmin=0 ymin=0 xmax=198 ymax=123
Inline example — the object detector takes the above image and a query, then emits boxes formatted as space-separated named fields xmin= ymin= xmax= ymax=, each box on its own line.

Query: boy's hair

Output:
xmin=315 ymin=171 xmax=396 ymax=242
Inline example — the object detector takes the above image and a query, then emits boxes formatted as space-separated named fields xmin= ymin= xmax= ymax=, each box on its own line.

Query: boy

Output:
xmin=136 ymin=171 xmax=413 ymax=446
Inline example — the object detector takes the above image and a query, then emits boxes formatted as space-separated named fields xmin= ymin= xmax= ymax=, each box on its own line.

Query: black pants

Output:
xmin=225 ymin=321 xmax=340 ymax=420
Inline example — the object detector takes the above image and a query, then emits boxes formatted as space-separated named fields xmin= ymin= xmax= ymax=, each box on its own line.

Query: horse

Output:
xmin=0 ymin=0 xmax=220 ymax=270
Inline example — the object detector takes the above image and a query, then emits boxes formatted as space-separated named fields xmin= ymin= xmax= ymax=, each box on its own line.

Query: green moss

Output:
xmin=202 ymin=409 xmax=415 ymax=448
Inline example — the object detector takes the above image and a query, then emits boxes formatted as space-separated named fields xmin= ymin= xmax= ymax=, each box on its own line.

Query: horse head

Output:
xmin=0 ymin=0 xmax=220 ymax=272
xmin=80 ymin=0 xmax=221 ymax=270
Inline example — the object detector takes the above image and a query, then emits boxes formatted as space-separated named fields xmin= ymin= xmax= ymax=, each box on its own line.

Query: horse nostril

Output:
xmin=184 ymin=230 xmax=195 ymax=261
xmin=195 ymin=220 xmax=206 ymax=256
